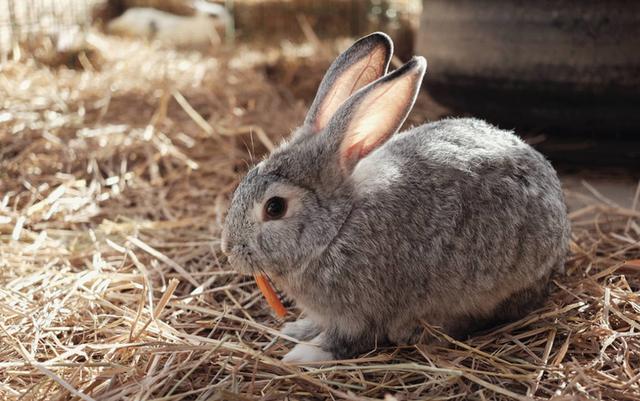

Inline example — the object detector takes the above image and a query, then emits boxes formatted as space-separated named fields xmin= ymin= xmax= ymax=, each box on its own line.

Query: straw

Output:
xmin=1 ymin=31 xmax=639 ymax=401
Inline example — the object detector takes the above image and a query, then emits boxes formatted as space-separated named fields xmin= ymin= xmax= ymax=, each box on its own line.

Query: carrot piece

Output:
xmin=254 ymin=274 xmax=287 ymax=317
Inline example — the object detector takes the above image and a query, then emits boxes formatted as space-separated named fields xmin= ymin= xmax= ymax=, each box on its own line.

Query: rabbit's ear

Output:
xmin=305 ymin=32 xmax=393 ymax=133
xmin=332 ymin=57 xmax=426 ymax=174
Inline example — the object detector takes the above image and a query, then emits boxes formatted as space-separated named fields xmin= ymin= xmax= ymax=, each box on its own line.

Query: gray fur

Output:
xmin=221 ymin=35 xmax=570 ymax=361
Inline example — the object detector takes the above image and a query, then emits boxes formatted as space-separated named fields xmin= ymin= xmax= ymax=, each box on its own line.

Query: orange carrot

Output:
xmin=254 ymin=274 xmax=287 ymax=317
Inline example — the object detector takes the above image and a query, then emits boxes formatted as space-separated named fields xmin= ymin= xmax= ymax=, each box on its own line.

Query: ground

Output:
xmin=1 ymin=33 xmax=639 ymax=401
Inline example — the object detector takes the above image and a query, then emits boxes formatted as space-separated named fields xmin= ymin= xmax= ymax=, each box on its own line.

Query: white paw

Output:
xmin=282 ymin=343 xmax=334 ymax=364
xmin=281 ymin=320 xmax=307 ymax=338
xmin=281 ymin=318 xmax=319 ymax=340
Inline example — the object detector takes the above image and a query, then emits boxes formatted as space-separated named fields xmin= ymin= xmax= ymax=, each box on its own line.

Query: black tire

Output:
xmin=416 ymin=0 xmax=640 ymax=135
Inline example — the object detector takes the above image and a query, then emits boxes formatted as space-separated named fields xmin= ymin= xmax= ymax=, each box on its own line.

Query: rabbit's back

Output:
xmin=330 ymin=118 xmax=569 ymax=331
xmin=391 ymin=118 xmax=541 ymax=172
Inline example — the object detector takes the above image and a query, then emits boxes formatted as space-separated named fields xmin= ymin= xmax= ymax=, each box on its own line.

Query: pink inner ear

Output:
xmin=339 ymin=71 xmax=420 ymax=172
xmin=314 ymin=46 xmax=388 ymax=132
xmin=342 ymin=141 xmax=365 ymax=165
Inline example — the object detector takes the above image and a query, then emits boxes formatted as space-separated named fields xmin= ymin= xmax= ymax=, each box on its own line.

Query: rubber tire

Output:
xmin=416 ymin=0 xmax=640 ymax=135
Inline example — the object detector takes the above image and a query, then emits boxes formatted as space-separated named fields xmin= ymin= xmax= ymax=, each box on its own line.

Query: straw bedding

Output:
xmin=1 ymin=33 xmax=639 ymax=401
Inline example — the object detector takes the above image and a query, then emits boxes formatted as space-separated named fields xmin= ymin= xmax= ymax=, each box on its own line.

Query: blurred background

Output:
xmin=1 ymin=0 xmax=639 ymax=206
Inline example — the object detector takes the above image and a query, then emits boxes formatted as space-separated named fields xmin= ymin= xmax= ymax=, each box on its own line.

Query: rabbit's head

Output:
xmin=222 ymin=32 xmax=426 ymax=276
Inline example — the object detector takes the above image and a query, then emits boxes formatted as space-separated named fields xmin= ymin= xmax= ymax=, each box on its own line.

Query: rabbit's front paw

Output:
xmin=281 ymin=317 xmax=321 ymax=341
xmin=282 ymin=343 xmax=334 ymax=364
xmin=282 ymin=333 xmax=334 ymax=363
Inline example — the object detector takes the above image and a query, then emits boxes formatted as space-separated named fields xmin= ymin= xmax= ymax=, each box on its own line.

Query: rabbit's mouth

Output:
xmin=227 ymin=253 xmax=258 ymax=275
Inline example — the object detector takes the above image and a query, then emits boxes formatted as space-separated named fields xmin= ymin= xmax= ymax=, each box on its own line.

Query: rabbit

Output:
xmin=221 ymin=32 xmax=571 ymax=363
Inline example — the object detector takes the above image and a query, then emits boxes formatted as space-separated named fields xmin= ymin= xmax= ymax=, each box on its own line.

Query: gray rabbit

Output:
xmin=221 ymin=32 xmax=570 ymax=363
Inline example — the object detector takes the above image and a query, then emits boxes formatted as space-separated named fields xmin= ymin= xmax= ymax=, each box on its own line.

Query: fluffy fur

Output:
xmin=221 ymin=32 xmax=570 ymax=362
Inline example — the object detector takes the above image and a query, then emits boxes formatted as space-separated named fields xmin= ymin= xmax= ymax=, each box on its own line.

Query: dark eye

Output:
xmin=264 ymin=197 xmax=287 ymax=220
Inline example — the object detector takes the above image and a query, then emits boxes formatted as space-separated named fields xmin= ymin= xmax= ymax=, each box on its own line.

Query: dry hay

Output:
xmin=1 ymin=32 xmax=640 ymax=401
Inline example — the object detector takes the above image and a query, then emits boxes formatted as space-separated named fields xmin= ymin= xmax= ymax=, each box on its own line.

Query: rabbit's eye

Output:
xmin=264 ymin=197 xmax=287 ymax=220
